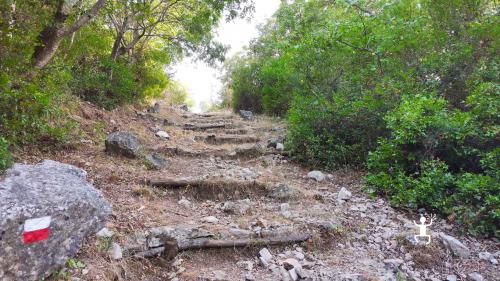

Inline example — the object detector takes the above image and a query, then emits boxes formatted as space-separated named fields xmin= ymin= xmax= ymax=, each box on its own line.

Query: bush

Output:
xmin=366 ymin=93 xmax=499 ymax=237
xmin=287 ymin=91 xmax=390 ymax=168
xmin=0 ymin=74 xmax=69 ymax=145
xmin=71 ymin=57 xmax=136 ymax=110
xmin=0 ymin=137 xmax=12 ymax=172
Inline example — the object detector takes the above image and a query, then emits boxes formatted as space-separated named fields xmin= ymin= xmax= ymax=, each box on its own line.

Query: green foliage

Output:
xmin=366 ymin=93 xmax=499 ymax=237
xmin=0 ymin=137 xmax=12 ymax=172
xmin=0 ymin=0 xmax=252 ymax=150
xmin=164 ymin=80 xmax=192 ymax=106
xmin=223 ymin=0 xmax=499 ymax=236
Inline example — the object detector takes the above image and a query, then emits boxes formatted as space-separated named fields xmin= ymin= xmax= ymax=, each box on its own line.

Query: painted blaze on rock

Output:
xmin=0 ymin=160 xmax=112 ymax=281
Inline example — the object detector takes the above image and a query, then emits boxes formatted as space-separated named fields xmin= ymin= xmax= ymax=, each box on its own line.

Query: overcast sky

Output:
xmin=172 ymin=0 xmax=281 ymax=112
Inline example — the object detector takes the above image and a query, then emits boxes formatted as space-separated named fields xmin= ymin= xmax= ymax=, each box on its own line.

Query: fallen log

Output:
xmin=129 ymin=226 xmax=311 ymax=258
xmin=178 ymin=232 xmax=311 ymax=250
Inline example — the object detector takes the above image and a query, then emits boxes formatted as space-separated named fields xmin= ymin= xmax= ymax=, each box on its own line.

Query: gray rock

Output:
xmin=155 ymin=130 xmax=170 ymax=139
xmin=307 ymin=171 xmax=325 ymax=182
xmin=105 ymin=131 xmax=140 ymax=158
xmin=179 ymin=104 xmax=189 ymax=111
xmin=276 ymin=143 xmax=285 ymax=151
xmin=268 ymin=183 xmax=295 ymax=200
xmin=337 ymin=187 xmax=352 ymax=201
xmin=439 ymin=233 xmax=470 ymax=258
xmin=0 ymin=160 xmax=111 ymax=281
xmin=178 ymin=198 xmax=191 ymax=208
xmin=96 ymin=227 xmax=114 ymax=238
xmin=478 ymin=251 xmax=491 ymax=260
xmin=259 ymin=248 xmax=273 ymax=266
xmin=145 ymin=153 xmax=168 ymax=170
xmin=221 ymin=199 xmax=252 ymax=215
xmin=239 ymin=110 xmax=253 ymax=120
xmin=446 ymin=275 xmax=457 ymax=281
xmin=108 ymin=242 xmax=123 ymax=260
xmin=467 ymin=272 xmax=484 ymax=281
xmin=202 ymin=216 xmax=218 ymax=224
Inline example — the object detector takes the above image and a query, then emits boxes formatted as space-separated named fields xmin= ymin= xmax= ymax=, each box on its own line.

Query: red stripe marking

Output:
xmin=23 ymin=228 xmax=50 ymax=244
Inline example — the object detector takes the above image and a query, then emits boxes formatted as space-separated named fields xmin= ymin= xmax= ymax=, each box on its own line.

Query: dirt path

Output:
xmin=22 ymin=103 xmax=498 ymax=281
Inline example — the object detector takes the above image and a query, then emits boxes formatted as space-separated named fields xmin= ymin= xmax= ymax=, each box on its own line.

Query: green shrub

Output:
xmin=0 ymin=137 xmax=12 ymax=172
xmin=0 ymin=75 xmax=69 ymax=145
xmin=287 ymin=91 xmax=390 ymax=168
xmin=71 ymin=57 xmax=136 ymax=110
xmin=366 ymin=93 xmax=500 ymax=237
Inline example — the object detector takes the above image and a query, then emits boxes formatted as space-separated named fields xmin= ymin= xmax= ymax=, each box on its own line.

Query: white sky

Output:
xmin=172 ymin=0 xmax=281 ymax=112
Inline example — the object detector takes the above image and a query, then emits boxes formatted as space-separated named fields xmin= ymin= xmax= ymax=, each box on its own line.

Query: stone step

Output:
xmin=196 ymin=134 xmax=260 ymax=145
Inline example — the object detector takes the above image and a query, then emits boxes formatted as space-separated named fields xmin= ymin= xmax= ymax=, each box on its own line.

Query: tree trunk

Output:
xmin=28 ymin=0 xmax=106 ymax=78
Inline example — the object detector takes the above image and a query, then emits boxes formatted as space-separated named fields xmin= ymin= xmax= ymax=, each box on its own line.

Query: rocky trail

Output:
xmin=4 ymin=103 xmax=499 ymax=281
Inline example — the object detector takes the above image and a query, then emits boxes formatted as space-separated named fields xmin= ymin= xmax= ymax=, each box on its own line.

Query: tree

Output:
xmin=29 ymin=0 xmax=106 ymax=76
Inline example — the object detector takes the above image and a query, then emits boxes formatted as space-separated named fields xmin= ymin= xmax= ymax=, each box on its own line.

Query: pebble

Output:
xmin=446 ymin=275 xmax=457 ymax=281
xmin=202 ymin=216 xmax=219 ymax=223
xmin=155 ymin=130 xmax=170 ymax=139
xmin=337 ymin=187 xmax=352 ymax=201
xmin=307 ymin=171 xmax=325 ymax=182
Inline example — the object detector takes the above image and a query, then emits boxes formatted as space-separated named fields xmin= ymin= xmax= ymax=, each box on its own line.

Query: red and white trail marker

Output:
xmin=23 ymin=216 xmax=51 ymax=244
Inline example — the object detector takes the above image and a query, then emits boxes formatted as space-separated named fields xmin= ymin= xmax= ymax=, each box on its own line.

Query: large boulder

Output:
xmin=105 ymin=131 xmax=140 ymax=158
xmin=0 ymin=160 xmax=111 ymax=281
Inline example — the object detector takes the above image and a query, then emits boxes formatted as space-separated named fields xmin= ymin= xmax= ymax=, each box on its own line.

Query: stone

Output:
xmin=0 ymin=160 xmax=111 ymax=281
xmin=105 ymin=131 xmax=140 ymax=158
xmin=96 ymin=227 xmax=114 ymax=238
xmin=446 ymin=275 xmax=457 ymax=281
xmin=145 ymin=153 xmax=168 ymax=170
xmin=178 ymin=198 xmax=191 ymax=208
xmin=239 ymin=110 xmax=253 ymax=120
xmin=276 ymin=143 xmax=284 ymax=151
xmin=288 ymin=268 xmax=298 ymax=281
xmin=307 ymin=171 xmax=325 ymax=182
xmin=280 ymin=203 xmax=290 ymax=212
xmin=467 ymin=273 xmax=484 ymax=281
xmin=259 ymin=248 xmax=273 ymax=265
xmin=268 ymin=183 xmax=295 ymax=200
xmin=148 ymin=102 xmax=160 ymax=113
xmin=155 ymin=130 xmax=170 ymax=139
xmin=478 ymin=251 xmax=491 ymax=260
xmin=221 ymin=199 xmax=252 ymax=215
xmin=337 ymin=187 xmax=352 ymax=201
xmin=108 ymin=242 xmax=123 ymax=260
xmin=179 ymin=104 xmax=189 ymax=111
xmin=202 ymin=216 xmax=219 ymax=224
xmin=439 ymin=233 xmax=470 ymax=258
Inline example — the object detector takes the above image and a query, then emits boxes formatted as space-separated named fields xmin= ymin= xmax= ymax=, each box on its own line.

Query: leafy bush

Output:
xmin=0 ymin=73 xmax=70 ymax=145
xmin=0 ymin=137 xmax=12 ymax=172
xmin=287 ymin=93 xmax=388 ymax=168
xmin=71 ymin=57 xmax=136 ymax=110
xmin=366 ymin=93 xmax=499 ymax=237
